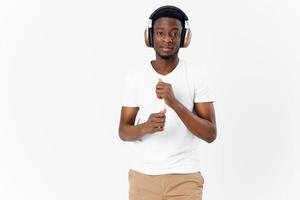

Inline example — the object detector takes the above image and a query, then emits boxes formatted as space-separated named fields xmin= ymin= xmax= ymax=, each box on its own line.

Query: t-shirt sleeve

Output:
xmin=193 ymin=68 xmax=215 ymax=103
xmin=121 ymin=70 xmax=139 ymax=107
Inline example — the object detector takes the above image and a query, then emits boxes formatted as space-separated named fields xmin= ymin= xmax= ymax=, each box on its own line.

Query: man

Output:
xmin=118 ymin=5 xmax=217 ymax=200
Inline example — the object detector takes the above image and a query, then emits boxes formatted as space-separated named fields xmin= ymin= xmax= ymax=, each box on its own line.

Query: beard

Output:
xmin=158 ymin=54 xmax=174 ymax=60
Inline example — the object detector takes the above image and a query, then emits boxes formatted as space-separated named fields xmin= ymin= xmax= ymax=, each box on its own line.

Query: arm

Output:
xmin=156 ymin=80 xmax=217 ymax=143
xmin=118 ymin=107 xmax=144 ymax=141
xmin=118 ymin=107 xmax=166 ymax=141
xmin=172 ymin=101 xmax=217 ymax=143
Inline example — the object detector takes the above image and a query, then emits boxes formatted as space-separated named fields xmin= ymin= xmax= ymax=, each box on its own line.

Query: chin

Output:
xmin=157 ymin=48 xmax=179 ymax=60
xmin=158 ymin=52 xmax=177 ymax=60
xmin=159 ymin=55 xmax=173 ymax=60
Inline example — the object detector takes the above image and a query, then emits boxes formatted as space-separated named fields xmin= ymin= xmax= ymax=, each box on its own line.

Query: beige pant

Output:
xmin=128 ymin=169 xmax=204 ymax=200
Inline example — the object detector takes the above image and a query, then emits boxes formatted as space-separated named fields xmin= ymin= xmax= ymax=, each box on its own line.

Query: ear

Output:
xmin=183 ymin=29 xmax=192 ymax=48
xmin=144 ymin=29 xmax=150 ymax=47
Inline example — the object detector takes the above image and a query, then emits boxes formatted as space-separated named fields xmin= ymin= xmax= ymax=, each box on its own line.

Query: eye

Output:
xmin=156 ymin=31 xmax=163 ymax=37
xmin=170 ymin=32 xmax=178 ymax=37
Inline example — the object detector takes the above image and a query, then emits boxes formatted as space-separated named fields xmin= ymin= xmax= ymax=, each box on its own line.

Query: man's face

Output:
xmin=152 ymin=17 xmax=182 ymax=60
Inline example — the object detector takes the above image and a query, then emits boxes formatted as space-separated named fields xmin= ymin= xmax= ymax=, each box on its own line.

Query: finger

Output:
xmin=156 ymin=88 xmax=169 ymax=94
xmin=156 ymin=83 xmax=165 ymax=90
xmin=152 ymin=117 xmax=165 ymax=123
xmin=150 ymin=114 xmax=164 ymax=121
xmin=159 ymin=108 xmax=167 ymax=114
xmin=157 ymin=122 xmax=165 ymax=128
xmin=155 ymin=90 xmax=164 ymax=99
xmin=157 ymin=84 xmax=171 ymax=92
xmin=150 ymin=123 xmax=164 ymax=130
xmin=156 ymin=94 xmax=163 ymax=100
xmin=153 ymin=113 xmax=166 ymax=118
xmin=156 ymin=93 xmax=168 ymax=101
xmin=153 ymin=126 xmax=164 ymax=132
xmin=152 ymin=122 xmax=164 ymax=128
xmin=156 ymin=90 xmax=166 ymax=96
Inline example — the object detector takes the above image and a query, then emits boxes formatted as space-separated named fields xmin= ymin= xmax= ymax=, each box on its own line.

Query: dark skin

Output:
xmin=119 ymin=17 xmax=217 ymax=143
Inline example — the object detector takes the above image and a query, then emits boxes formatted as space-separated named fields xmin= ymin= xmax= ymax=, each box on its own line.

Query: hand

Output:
xmin=156 ymin=78 xmax=178 ymax=108
xmin=143 ymin=108 xmax=166 ymax=134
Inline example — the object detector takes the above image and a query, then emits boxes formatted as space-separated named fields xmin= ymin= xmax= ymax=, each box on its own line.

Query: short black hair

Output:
xmin=150 ymin=6 xmax=188 ymax=29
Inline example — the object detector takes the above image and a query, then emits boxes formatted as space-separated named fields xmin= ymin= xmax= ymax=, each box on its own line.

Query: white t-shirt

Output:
xmin=121 ymin=58 xmax=214 ymax=175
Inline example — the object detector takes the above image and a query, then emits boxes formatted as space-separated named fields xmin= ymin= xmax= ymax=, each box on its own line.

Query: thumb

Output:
xmin=159 ymin=108 xmax=167 ymax=114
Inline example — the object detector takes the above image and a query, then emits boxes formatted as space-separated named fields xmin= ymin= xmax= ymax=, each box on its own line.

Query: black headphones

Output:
xmin=144 ymin=5 xmax=192 ymax=48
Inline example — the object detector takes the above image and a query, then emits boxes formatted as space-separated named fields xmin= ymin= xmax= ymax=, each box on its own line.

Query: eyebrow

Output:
xmin=154 ymin=27 xmax=180 ymax=30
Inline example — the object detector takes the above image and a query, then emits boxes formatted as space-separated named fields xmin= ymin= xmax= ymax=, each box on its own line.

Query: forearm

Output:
xmin=172 ymin=101 xmax=217 ymax=143
xmin=119 ymin=123 xmax=147 ymax=141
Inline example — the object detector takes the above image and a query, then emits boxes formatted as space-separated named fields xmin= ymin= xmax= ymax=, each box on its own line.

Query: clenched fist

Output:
xmin=143 ymin=108 xmax=166 ymax=134
xmin=156 ymin=78 xmax=178 ymax=108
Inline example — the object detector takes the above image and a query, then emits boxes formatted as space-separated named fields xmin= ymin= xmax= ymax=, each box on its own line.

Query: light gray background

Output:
xmin=1 ymin=0 xmax=299 ymax=199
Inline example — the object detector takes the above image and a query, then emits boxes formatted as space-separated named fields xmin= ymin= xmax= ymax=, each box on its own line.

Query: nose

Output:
xmin=162 ymin=34 xmax=172 ymax=43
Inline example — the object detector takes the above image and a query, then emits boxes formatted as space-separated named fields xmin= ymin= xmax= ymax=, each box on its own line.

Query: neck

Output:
xmin=152 ymin=55 xmax=179 ymax=75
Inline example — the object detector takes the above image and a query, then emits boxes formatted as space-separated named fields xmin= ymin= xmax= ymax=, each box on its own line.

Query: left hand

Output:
xmin=155 ymin=78 xmax=178 ymax=108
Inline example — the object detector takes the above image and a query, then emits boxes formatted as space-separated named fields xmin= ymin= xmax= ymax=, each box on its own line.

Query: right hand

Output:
xmin=143 ymin=108 xmax=167 ymax=134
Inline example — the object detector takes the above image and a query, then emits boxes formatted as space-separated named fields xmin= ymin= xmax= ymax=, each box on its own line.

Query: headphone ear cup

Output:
xmin=144 ymin=29 xmax=150 ymax=47
xmin=180 ymin=29 xmax=186 ymax=47
xmin=182 ymin=29 xmax=192 ymax=48
xmin=144 ymin=28 xmax=153 ymax=47
xmin=148 ymin=27 xmax=153 ymax=47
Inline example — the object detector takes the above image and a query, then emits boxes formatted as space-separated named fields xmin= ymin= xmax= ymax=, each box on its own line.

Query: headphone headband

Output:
xmin=149 ymin=5 xmax=188 ymax=21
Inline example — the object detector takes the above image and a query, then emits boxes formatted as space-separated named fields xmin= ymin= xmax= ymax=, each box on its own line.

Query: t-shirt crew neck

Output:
xmin=149 ymin=59 xmax=181 ymax=78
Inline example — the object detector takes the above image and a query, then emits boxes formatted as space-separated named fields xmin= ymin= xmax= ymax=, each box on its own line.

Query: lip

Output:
xmin=160 ymin=46 xmax=174 ymax=52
